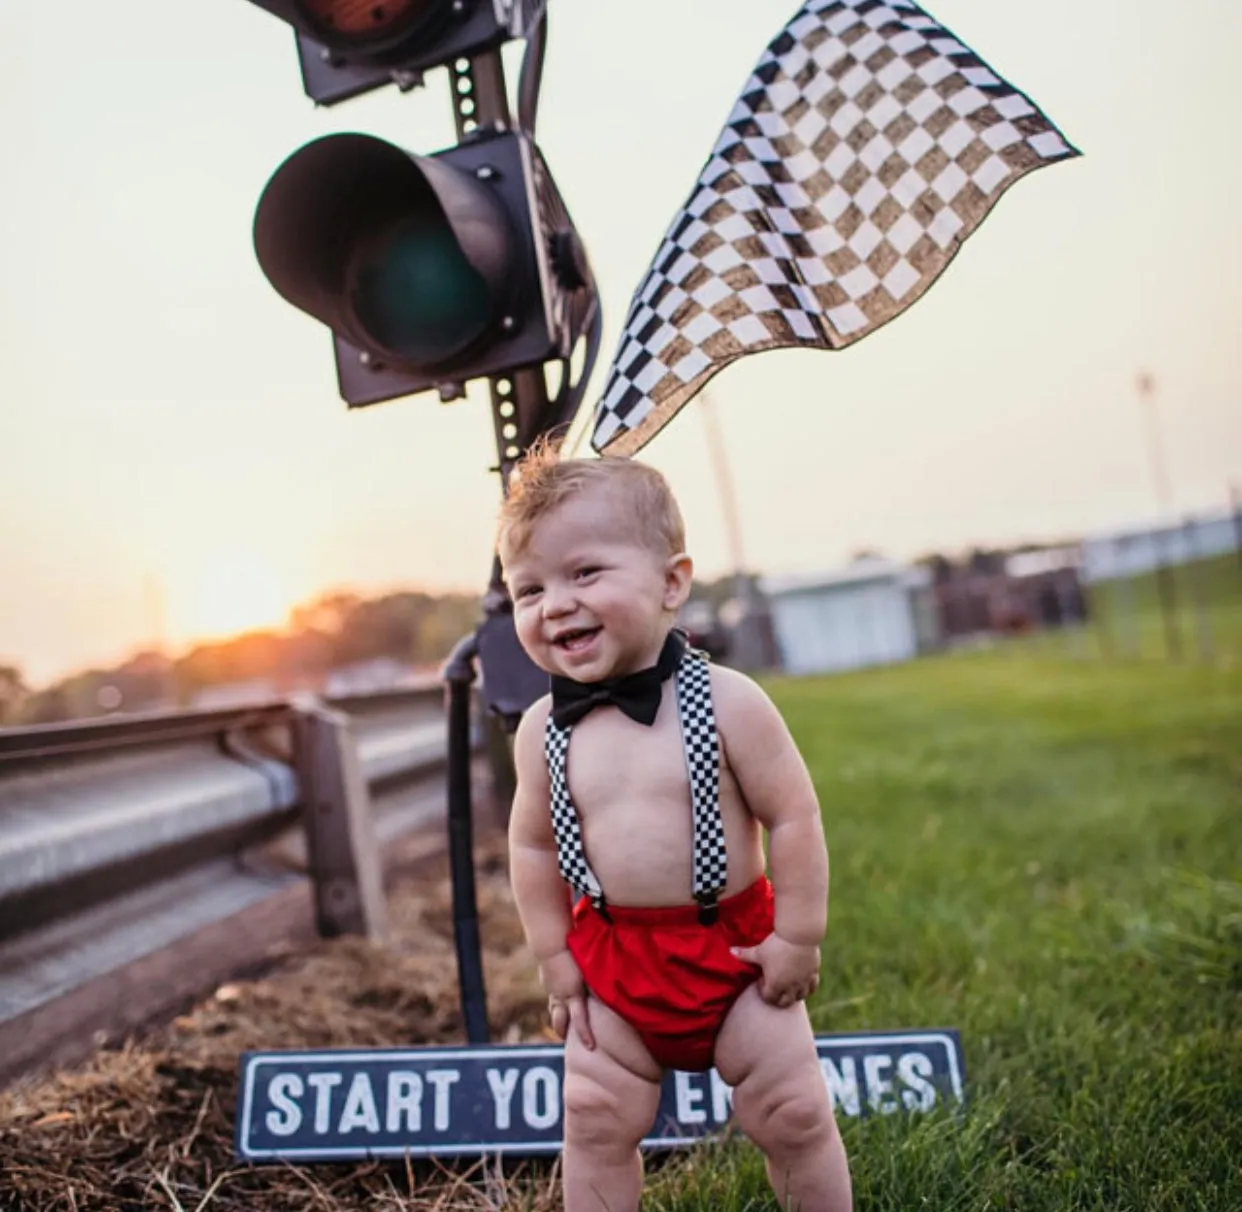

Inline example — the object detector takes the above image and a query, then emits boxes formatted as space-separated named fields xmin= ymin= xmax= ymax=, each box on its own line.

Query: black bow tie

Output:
xmin=550 ymin=631 xmax=687 ymax=729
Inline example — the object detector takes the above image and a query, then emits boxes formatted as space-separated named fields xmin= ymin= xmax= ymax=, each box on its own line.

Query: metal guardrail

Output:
xmin=0 ymin=685 xmax=458 ymax=1086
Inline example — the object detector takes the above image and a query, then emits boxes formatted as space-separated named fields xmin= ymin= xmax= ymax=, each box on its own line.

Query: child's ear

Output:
xmin=663 ymin=552 xmax=694 ymax=611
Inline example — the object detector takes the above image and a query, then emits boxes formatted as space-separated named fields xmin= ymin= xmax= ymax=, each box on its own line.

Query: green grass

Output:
xmin=1085 ymin=553 xmax=1242 ymax=665
xmin=642 ymin=647 xmax=1242 ymax=1210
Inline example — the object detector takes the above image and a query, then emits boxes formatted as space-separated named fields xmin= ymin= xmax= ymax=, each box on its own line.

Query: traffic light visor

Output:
xmin=295 ymin=0 xmax=440 ymax=51
xmin=253 ymin=133 xmax=515 ymax=368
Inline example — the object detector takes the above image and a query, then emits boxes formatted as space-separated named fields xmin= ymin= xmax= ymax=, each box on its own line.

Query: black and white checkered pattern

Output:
xmin=675 ymin=650 xmax=727 ymax=902
xmin=591 ymin=0 xmax=1079 ymax=456
xmin=545 ymin=720 xmax=604 ymax=903
xmin=544 ymin=646 xmax=727 ymax=909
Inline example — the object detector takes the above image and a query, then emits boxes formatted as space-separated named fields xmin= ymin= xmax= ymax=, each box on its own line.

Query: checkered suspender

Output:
xmin=675 ymin=648 xmax=727 ymax=921
xmin=544 ymin=720 xmax=605 ymax=909
xmin=544 ymin=647 xmax=727 ymax=923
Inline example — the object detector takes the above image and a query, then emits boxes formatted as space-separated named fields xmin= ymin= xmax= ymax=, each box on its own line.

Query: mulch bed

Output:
xmin=0 ymin=828 xmax=565 ymax=1211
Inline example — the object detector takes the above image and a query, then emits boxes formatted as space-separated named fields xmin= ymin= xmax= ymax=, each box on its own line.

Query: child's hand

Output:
xmin=731 ymin=933 xmax=822 ymax=1009
xmin=539 ymin=950 xmax=595 ymax=1050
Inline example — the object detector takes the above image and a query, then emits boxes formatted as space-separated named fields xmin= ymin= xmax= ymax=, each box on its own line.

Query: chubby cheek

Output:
xmin=512 ymin=609 xmax=546 ymax=658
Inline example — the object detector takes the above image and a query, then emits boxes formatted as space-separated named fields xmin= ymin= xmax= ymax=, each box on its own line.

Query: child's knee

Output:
xmin=772 ymin=1091 xmax=837 ymax=1154
xmin=736 ymin=1080 xmax=836 ymax=1157
xmin=562 ymin=1072 xmax=648 ymax=1153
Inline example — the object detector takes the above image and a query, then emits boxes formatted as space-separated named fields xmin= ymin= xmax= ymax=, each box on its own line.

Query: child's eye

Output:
xmin=574 ymin=566 xmax=600 ymax=580
xmin=514 ymin=584 xmax=540 ymax=600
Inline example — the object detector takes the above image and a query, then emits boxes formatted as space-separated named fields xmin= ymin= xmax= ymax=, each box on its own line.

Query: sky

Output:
xmin=2 ymin=0 xmax=1240 ymax=687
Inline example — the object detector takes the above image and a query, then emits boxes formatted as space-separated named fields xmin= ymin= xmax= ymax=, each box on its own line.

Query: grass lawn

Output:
xmin=642 ymin=644 xmax=1242 ymax=1210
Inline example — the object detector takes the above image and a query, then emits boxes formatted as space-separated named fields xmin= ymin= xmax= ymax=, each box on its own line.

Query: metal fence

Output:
xmin=0 ymin=686 xmax=457 ymax=1085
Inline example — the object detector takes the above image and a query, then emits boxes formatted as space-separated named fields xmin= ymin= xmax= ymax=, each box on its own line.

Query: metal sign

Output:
xmin=235 ymin=1029 xmax=965 ymax=1162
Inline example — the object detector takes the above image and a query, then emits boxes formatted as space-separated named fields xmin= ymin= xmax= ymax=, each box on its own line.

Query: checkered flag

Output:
xmin=591 ymin=0 xmax=1079 ymax=456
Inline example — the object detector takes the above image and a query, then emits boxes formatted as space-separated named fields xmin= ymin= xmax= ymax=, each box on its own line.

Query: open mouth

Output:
xmin=553 ymin=627 xmax=601 ymax=652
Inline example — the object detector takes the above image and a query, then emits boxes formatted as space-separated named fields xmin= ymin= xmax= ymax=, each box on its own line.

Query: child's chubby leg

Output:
xmin=561 ymin=993 xmax=664 ymax=1212
xmin=715 ymin=984 xmax=853 ymax=1212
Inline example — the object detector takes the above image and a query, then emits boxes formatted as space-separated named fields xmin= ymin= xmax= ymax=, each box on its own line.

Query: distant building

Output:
xmin=1079 ymin=510 xmax=1238 ymax=583
xmin=932 ymin=546 xmax=1087 ymax=640
xmin=759 ymin=559 xmax=936 ymax=676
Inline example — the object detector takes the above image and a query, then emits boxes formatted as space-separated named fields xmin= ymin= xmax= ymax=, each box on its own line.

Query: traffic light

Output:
xmin=253 ymin=127 xmax=595 ymax=409
xmin=246 ymin=0 xmax=543 ymax=105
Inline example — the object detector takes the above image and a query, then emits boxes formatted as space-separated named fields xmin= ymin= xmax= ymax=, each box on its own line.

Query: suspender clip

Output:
xmin=696 ymin=891 xmax=719 ymax=927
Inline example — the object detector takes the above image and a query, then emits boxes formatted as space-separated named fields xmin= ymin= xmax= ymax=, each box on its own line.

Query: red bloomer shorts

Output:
xmin=566 ymin=876 xmax=775 ymax=1072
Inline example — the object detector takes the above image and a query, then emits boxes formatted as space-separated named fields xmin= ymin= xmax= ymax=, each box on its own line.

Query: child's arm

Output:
xmin=715 ymin=668 xmax=830 ymax=1008
xmin=508 ymin=698 xmax=595 ymax=1048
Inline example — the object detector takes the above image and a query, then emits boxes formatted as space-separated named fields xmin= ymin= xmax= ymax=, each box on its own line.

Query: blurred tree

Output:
xmin=21 ymin=671 xmax=110 ymax=723
xmin=333 ymin=594 xmax=424 ymax=666
xmin=109 ymin=650 xmax=175 ymax=712
xmin=15 ymin=586 xmax=485 ymax=723
xmin=20 ymin=685 xmax=70 ymax=725
xmin=0 ymin=664 xmax=29 ymax=724
xmin=915 ymin=552 xmax=953 ymax=584
xmin=174 ymin=631 xmax=285 ymax=702
xmin=411 ymin=594 xmax=481 ymax=665
xmin=289 ymin=591 xmax=363 ymax=638
xmin=279 ymin=627 xmax=336 ymax=685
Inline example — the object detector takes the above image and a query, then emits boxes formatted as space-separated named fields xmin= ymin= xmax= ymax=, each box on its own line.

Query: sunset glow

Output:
xmin=162 ymin=551 xmax=294 ymax=647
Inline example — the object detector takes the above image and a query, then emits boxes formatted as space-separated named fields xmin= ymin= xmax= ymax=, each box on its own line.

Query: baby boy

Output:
xmin=499 ymin=444 xmax=852 ymax=1212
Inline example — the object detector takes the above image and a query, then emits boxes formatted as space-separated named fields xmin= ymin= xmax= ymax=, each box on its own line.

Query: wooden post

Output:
xmin=1090 ymin=574 xmax=1115 ymax=661
xmin=1183 ymin=516 xmax=1215 ymax=665
xmin=1232 ymin=482 xmax=1242 ymax=575
xmin=1055 ymin=574 xmax=1087 ymax=658
xmin=1135 ymin=373 xmax=1182 ymax=662
xmin=290 ymin=695 xmax=387 ymax=941
xmin=1115 ymin=570 xmax=1139 ymax=658
xmin=1153 ymin=555 xmax=1183 ymax=663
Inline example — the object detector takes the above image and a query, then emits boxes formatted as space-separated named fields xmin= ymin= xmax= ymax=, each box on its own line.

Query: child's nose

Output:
xmin=542 ymin=582 xmax=575 ymax=617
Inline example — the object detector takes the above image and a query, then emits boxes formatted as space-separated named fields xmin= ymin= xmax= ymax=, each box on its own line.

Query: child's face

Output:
xmin=503 ymin=485 xmax=691 ymax=682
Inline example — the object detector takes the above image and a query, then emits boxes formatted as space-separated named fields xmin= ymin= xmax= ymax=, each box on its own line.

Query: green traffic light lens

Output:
xmin=351 ymin=220 xmax=490 ymax=365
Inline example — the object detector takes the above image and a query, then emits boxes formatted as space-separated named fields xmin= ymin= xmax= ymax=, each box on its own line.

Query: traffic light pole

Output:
xmin=443 ymin=368 xmax=569 ymax=1047
xmin=244 ymin=0 xmax=575 ymax=1046
xmin=441 ymin=37 xmax=571 ymax=1045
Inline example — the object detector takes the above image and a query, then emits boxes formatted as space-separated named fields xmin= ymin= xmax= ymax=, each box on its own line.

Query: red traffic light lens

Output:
xmin=296 ymin=0 xmax=437 ymax=47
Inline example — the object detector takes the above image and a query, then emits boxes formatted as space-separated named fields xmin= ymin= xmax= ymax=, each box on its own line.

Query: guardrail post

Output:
xmin=290 ymin=695 xmax=387 ymax=941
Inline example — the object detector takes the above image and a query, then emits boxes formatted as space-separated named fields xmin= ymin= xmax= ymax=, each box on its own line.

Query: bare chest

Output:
xmin=551 ymin=699 xmax=764 ymax=905
xmin=560 ymin=705 xmax=694 ymax=813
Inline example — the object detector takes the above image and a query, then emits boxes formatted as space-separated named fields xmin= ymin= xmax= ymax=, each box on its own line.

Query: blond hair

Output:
xmin=497 ymin=437 xmax=686 ymax=560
